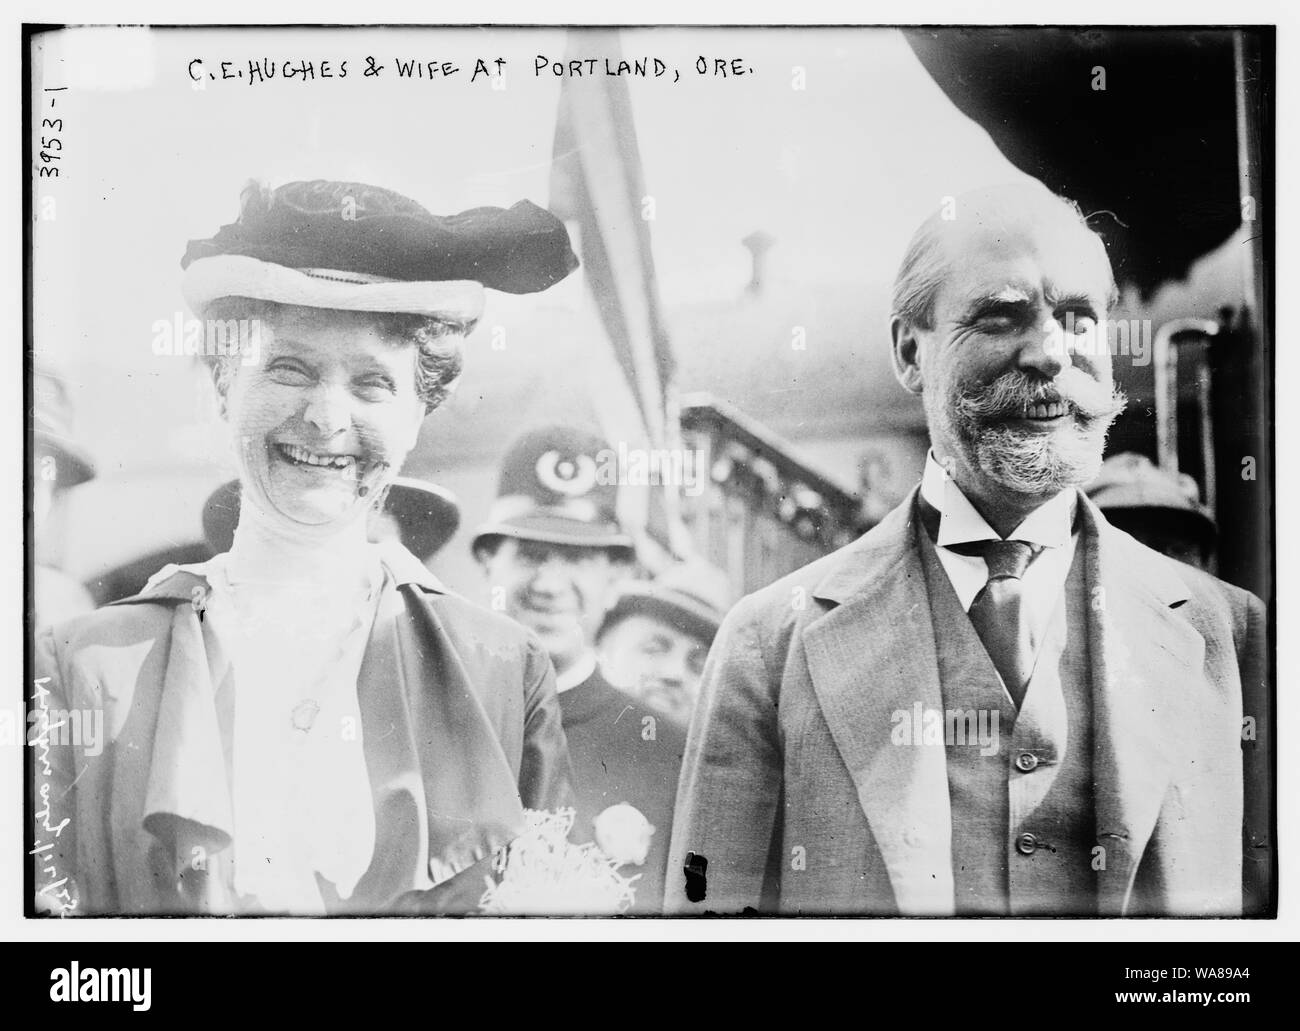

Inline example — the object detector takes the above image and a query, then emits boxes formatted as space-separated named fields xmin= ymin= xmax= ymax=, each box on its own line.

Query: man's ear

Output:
xmin=890 ymin=315 xmax=926 ymax=395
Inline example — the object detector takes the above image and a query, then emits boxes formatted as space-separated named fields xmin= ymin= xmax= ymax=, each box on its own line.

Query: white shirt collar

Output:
xmin=555 ymin=649 xmax=598 ymax=693
xmin=921 ymin=451 xmax=1076 ymax=549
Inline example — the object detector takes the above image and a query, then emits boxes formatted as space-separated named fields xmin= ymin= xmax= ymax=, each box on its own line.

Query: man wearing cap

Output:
xmin=1086 ymin=452 xmax=1217 ymax=570
xmin=597 ymin=560 xmax=731 ymax=725
xmin=33 ymin=179 xmax=579 ymax=915
xmin=668 ymin=183 xmax=1271 ymax=917
xmin=473 ymin=425 xmax=689 ymax=913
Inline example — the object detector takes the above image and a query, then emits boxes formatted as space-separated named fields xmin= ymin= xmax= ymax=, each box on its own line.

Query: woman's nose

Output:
xmin=302 ymin=385 xmax=351 ymax=436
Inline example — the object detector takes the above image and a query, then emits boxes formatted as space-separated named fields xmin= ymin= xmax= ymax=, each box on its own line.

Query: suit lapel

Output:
xmin=802 ymin=491 xmax=956 ymax=915
xmin=1083 ymin=497 xmax=1204 ymax=915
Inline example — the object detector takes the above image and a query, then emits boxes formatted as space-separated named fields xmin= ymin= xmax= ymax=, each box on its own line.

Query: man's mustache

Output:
xmin=954 ymin=370 xmax=1127 ymax=424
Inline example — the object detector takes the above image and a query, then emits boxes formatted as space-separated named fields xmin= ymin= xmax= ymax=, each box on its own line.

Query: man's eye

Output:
xmin=974 ymin=307 xmax=1023 ymax=329
xmin=1066 ymin=313 xmax=1098 ymax=335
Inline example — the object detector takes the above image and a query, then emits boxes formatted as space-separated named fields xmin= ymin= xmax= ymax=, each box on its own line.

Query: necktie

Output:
xmin=965 ymin=539 xmax=1040 ymax=710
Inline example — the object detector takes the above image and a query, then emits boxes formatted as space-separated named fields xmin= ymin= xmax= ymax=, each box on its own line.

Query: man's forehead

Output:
xmin=938 ymin=220 xmax=1112 ymax=310
xmin=621 ymin=612 xmax=709 ymax=647
xmin=512 ymin=537 xmax=610 ymax=561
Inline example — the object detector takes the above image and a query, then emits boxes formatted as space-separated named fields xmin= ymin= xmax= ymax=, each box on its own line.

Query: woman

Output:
xmin=32 ymin=180 xmax=578 ymax=915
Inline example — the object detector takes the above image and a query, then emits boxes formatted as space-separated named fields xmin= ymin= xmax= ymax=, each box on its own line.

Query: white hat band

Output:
xmin=182 ymin=254 xmax=485 ymax=322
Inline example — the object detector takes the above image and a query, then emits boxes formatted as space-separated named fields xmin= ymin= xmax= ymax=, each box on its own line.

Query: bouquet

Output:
xmin=479 ymin=808 xmax=639 ymax=916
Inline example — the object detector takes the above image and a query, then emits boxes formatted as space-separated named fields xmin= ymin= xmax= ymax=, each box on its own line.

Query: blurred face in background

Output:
xmin=599 ymin=613 xmax=710 ymax=724
xmin=478 ymin=537 xmax=629 ymax=676
xmin=33 ymin=446 xmax=60 ymax=567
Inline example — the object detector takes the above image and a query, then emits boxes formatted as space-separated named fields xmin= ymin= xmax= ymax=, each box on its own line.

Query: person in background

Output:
xmin=203 ymin=474 xmax=461 ymax=570
xmin=597 ymin=559 xmax=731 ymax=725
xmin=32 ymin=363 xmax=97 ymax=630
xmin=1085 ymin=451 xmax=1216 ymax=570
xmin=473 ymin=424 xmax=688 ymax=913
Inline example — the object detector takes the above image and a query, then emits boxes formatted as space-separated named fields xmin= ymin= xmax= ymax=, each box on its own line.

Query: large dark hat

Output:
xmin=1086 ymin=451 xmax=1217 ymax=546
xmin=202 ymin=476 xmax=460 ymax=559
xmin=471 ymin=425 xmax=634 ymax=556
xmin=181 ymin=179 xmax=578 ymax=319
xmin=33 ymin=364 xmax=95 ymax=487
xmin=599 ymin=559 xmax=732 ymax=646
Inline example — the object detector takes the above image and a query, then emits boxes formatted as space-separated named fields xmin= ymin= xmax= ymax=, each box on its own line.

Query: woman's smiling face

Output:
xmin=219 ymin=305 xmax=426 ymax=530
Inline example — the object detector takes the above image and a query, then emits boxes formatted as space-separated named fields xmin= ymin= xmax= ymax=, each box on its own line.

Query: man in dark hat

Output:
xmin=473 ymin=424 xmax=688 ymax=913
xmin=597 ymin=559 xmax=732 ymax=725
xmin=1085 ymin=452 xmax=1217 ymax=570
xmin=202 ymin=474 xmax=461 ymax=570
xmin=33 ymin=363 xmax=97 ymax=629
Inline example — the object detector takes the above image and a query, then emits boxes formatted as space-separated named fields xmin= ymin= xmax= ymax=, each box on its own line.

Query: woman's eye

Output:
xmin=355 ymin=380 xmax=396 ymax=402
xmin=267 ymin=362 xmax=312 ymax=384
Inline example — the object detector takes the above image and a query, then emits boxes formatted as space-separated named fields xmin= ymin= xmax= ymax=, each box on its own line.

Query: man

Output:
xmin=33 ymin=363 xmax=98 ymax=629
xmin=473 ymin=425 xmax=688 ymax=913
xmin=1086 ymin=451 xmax=1216 ymax=570
xmin=667 ymin=183 xmax=1271 ymax=917
xmin=597 ymin=559 xmax=731 ymax=725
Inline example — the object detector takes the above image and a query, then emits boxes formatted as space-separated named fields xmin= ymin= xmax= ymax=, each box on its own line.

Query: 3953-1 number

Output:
xmin=39 ymin=90 xmax=65 ymax=177
xmin=39 ymin=121 xmax=62 ymax=176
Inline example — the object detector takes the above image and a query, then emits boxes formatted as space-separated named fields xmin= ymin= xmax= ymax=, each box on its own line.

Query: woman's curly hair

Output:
xmin=198 ymin=296 xmax=470 ymax=414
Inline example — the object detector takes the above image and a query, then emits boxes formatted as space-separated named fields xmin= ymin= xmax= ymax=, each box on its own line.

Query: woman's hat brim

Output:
xmin=182 ymin=254 xmax=485 ymax=321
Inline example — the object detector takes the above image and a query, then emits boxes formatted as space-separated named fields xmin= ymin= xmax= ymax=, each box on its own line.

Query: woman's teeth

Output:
xmin=1024 ymin=402 xmax=1067 ymax=419
xmin=277 ymin=442 xmax=357 ymax=470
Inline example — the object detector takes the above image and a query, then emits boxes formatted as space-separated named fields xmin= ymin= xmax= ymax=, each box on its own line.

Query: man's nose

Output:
xmin=302 ymin=384 xmax=352 ymax=436
xmin=527 ymin=557 xmax=570 ymax=596
xmin=1017 ymin=313 xmax=1073 ymax=379
xmin=655 ymin=668 xmax=685 ymax=690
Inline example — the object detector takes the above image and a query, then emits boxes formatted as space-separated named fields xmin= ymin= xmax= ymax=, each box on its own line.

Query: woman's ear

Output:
xmin=208 ymin=360 xmax=231 ymax=420
xmin=890 ymin=316 xmax=926 ymax=395
xmin=400 ymin=401 xmax=426 ymax=453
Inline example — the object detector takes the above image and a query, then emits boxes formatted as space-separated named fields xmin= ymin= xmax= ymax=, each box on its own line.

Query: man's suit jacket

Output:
xmin=31 ymin=542 xmax=573 ymax=915
xmin=559 ymin=666 xmax=688 ymax=913
xmin=666 ymin=488 xmax=1272 ymax=917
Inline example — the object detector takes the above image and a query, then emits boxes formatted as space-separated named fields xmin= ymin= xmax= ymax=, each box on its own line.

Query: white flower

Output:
xmin=593 ymin=803 xmax=655 ymax=867
xmin=479 ymin=808 xmax=638 ymax=916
